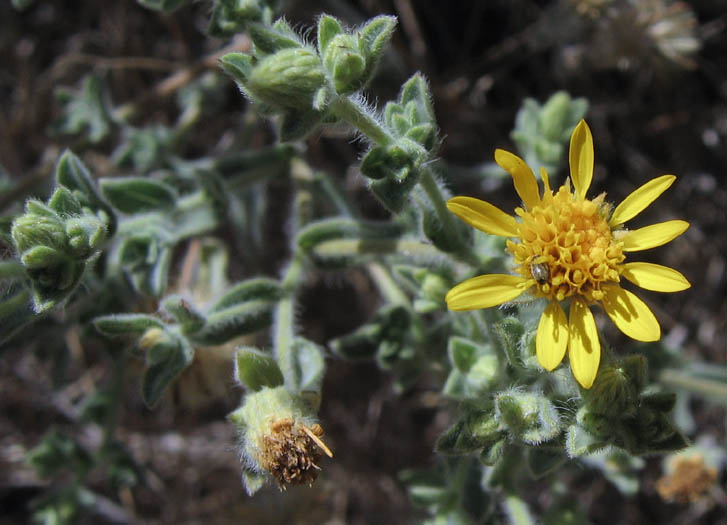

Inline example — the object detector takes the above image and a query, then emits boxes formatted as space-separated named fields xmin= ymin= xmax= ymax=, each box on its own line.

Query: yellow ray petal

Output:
xmin=536 ymin=300 xmax=568 ymax=371
xmin=609 ymin=175 xmax=676 ymax=227
xmin=539 ymin=166 xmax=551 ymax=195
xmin=494 ymin=149 xmax=540 ymax=210
xmin=445 ymin=274 xmax=530 ymax=311
xmin=446 ymin=196 xmax=519 ymax=237
xmin=568 ymin=298 xmax=600 ymax=389
xmin=569 ymin=120 xmax=594 ymax=200
xmin=601 ymin=285 xmax=661 ymax=342
xmin=621 ymin=262 xmax=691 ymax=292
xmin=620 ymin=220 xmax=689 ymax=252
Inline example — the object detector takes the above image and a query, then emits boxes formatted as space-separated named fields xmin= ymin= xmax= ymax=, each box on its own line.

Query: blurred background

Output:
xmin=0 ymin=1 xmax=725 ymax=523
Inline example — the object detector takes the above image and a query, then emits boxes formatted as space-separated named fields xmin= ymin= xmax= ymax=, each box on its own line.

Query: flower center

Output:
xmin=506 ymin=185 xmax=624 ymax=302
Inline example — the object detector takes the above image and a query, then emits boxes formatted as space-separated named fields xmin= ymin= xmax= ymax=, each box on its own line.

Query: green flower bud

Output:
xmin=246 ymin=48 xmax=326 ymax=111
xmin=20 ymin=246 xmax=67 ymax=270
xmin=620 ymin=354 xmax=648 ymax=393
xmin=317 ymin=14 xmax=396 ymax=95
xmin=584 ymin=364 xmax=638 ymax=418
xmin=229 ymin=386 xmax=332 ymax=492
xmin=65 ymin=215 xmax=106 ymax=258
xmin=11 ymin=212 xmax=67 ymax=254
xmin=495 ymin=389 xmax=560 ymax=445
xmin=322 ymin=33 xmax=366 ymax=94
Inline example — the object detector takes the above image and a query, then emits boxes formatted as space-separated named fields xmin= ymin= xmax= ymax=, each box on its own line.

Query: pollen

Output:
xmin=506 ymin=184 xmax=625 ymax=303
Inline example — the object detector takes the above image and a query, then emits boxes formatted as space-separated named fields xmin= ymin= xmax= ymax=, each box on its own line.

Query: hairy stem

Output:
xmin=329 ymin=95 xmax=394 ymax=147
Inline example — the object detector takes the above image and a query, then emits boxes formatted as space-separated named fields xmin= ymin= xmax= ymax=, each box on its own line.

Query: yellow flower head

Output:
xmin=445 ymin=120 xmax=690 ymax=389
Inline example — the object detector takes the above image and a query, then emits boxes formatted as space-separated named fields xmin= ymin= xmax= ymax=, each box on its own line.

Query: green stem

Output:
xmin=330 ymin=95 xmax=480 ymax=267
xmin=275 ymin=253 xmax=305 ymax=391
xmin=368 ymin=262 xmax=409 ymax=305
xmin=419 ymin=167 xmax=480 ymax=266
xmin=274 ymin=161 xmax=315 ymax=391
xmin=329 ymin=95 xmax=394 ymax=147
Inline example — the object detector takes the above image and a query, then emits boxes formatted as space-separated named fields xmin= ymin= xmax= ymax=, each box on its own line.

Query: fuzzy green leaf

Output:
xmin=247 ymin=20 xmax=302 ymax=54
xmin=448 ymin=336 xmax=480 ymax=372
xmin=219 ymin=52 xmax=254 ymax=85
xmin=30 ymin=260 xmax=86 ymax=313
xmin=48 ymin=187 xmax=82 ymax=216
xmin=94 ymin=314 xmax=164 ymax=335
xmin=317 ymin=14 xmax=343 ymax=56
xmin=141 ymin=333 xmax=194 ymax=407
xmin=234 ymin=347 xmax=284 ymax=391
xmin=55 ymin=150 xmax=116 ymax=235
xmin=358 ymin=15 xmax=397 ymax=74
xmin=161 ymin=295 xmax=206 ymax=333
xmin=242 ymin=467 xmax=266 ymax=496
xmin=399 ymin=73 xmax=435 ymax=126
xmin=297 ymin=218 xmax=404 ymax=251
xmin=20 ymin=246 xmax=67 ymax=270
xmin=191 ymin=300 xmax=275 ymax=345
xmin=289 ymin=337 xmax=326 ymax=393
xmin=207 ymin=277 xmax=282 ymax=313
xmin=100 ymin=178 xmax=177 ymax=214
xmin=52 ymin=74 xmax=112 ymax=144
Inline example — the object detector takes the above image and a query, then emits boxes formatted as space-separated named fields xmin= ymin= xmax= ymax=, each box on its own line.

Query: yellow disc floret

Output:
xmin=506 ymin=184 xmax=625 ymax=303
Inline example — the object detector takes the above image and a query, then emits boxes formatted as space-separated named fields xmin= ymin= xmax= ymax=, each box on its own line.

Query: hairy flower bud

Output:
xmin=583 ymin=363 xmax=638 ymax=418
xmin=246 ymin=48 xmax=326 ymax=111
xmin=12 ymin=213 xmax=68 ymax=255
xmin=322 ymin=33 xmax=366 ymax=94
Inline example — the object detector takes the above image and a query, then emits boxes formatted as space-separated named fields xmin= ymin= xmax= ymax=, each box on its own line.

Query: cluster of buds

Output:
xmin=11 ymin=151 xmax=113 ymax=312
xmin=220 ymin=14 xmax=396 ymax=141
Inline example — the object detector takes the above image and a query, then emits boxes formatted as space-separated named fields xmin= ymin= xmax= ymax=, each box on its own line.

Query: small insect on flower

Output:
xmin=530 ymin=262 xmax=550 ymax=285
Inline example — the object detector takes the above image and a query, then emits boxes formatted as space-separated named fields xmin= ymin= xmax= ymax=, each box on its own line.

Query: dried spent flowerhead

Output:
xmin=587 ymin=0 xmax=700 ymax=71
xmin=259 ymin=418 xmax=333 ymax=488
xmin=656 ymin=455 xmax=718 ymax=503
xmin=230 ymin=386 xmax=333 ymax=492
